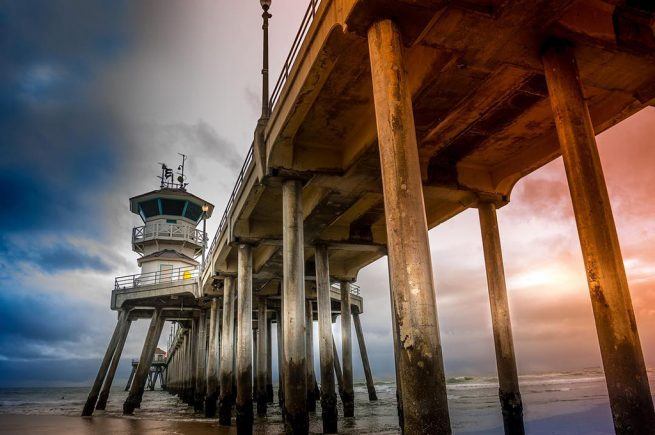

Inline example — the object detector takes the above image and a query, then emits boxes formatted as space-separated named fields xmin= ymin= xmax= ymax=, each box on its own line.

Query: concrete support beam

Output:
xmin=368 ymin=19 xmax=451 ymax=434
xmin=266 ymin=314 xmax=274 ymax=404
xmin=478 ymin=201 xmax=524 ymax=434
xmin=340 ymin=282 xmax=354 ymax=417
xmin=387 ymin=265 xmax=404 ymax=428
xmin=353 ymin=311 xmax=377 ymax=401
xmin=205 ymin=298 xmax=220 ymax=417
xmin=96 ymin=316 xmax=132 ymax=410
xmin=256 ymin=297 xmax=268 ymax=416
xmin=282 ymin=178 xmax=308 ymax=434
xmin=315 ymin=245 xmax=338 ymax=433
xmin=195 ymin=312 xmax=208 ymax=412
xmin=123 ymin=309 xmax=165 ymax=415
xmin=82 ymin=310 xmax=126 ymax=416
xmin=543 ymin=42 xmax=655 ymax=433
xmin=219 ymin=276 xmax=237 ymax=426
xmin=305 ymin=300 xmax=317 ymax=412
xmin=236 ymin=244 xmax=254 ymax=431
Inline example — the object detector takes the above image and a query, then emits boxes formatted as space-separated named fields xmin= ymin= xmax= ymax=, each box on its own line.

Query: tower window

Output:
xmin=140 ymin=199 xmax=159 ymax=218
xmin=185 ymin=201 xmax=203 ymax=221
xmin=161 ymin=199 xmax=185 ymax=216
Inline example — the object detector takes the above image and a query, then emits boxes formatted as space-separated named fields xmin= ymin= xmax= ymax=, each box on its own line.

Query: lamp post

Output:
xmin=260 ymin=0 xmax=272 ymax=118
xmin=201 ymin=204 xmax=209 ymax=274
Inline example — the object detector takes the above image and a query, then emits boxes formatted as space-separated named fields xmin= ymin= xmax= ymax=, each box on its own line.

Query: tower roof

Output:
xmin=129 ymin=188 xmax=214 ymax=223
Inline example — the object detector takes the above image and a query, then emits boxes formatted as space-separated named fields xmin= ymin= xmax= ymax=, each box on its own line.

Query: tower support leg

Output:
xmin=368 ymin=19 xmax=451 ymax=434
xmin=82 ymin=310 xmax=127 ymax=416
xmin=125 ymin=365 xmax=136 ymax=392
xmin=331 ymin=332 xmax=345 ymax=405
xmin=97 ymin=316 xmax=131 ymax=410
xmin=219 ymin=276 xmax=237 ymax=426
xmin=236 ymin=244 xmax=254 ymax=432
xmin=353 ymin=311 xmax=377 ymax=401
xmin=282 ymin=179 xmax=308 ymax=434
xmin=123 ymin=309 xmax=165 ymax=415
xmin=543 ymin=42 xmax=655 ymax=433
xmin=266 ymin=314 xmax=274 ymax=404
xmin=315 ymin=245 xmax=338 ymax=433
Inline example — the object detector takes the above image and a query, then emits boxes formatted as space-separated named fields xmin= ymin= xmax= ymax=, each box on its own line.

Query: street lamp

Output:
xmin=260 ymin=0 xmax=272 ymax=118
xmin=201 ymin=203 xmax=209 ymax=273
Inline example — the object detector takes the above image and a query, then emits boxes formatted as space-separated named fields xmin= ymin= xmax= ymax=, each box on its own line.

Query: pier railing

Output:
xmin=206 ymin=0 xmax=323 ymax=266
xmin=269 ymin=0 xmax=322 ymax=110
xmin=114 ymin=266 xmax=198 ymax=290
xmin=332 ymin=282 xmax=361 ymax=296
xmin=132 ymin=223 xmax=205 ymax=247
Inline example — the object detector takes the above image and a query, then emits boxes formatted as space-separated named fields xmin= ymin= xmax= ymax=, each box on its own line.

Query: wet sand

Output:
xmin=0 ymin=414 xmax=227 ymax=435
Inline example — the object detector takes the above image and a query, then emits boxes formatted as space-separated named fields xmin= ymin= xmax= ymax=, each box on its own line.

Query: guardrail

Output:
xmin=206 ymin=143 xmax=254 ymax=261
xmin=206 ymin=0 xmax=323 ymax=267
xmin=114 ymin=266 xmax=198 ymax=290
xmin=133 ymin=223 xmax=205 ymax=246
xmin=269 ymin=0 xmax=322 ymax=110
xmin=332 ymin=282 xmax=361 ymax=296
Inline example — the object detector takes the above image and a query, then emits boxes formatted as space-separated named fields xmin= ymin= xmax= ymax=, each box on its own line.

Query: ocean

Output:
xmin=0 ymin=368 xmax=653 ymax=434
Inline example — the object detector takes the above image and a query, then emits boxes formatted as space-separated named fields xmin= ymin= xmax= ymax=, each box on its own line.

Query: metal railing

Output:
xmin=114 ymin=266 xmax=198 ymax=290
xmin=332 ymin=282 xmax=361 ymax=296
xmin=269 ymin=0 xmax=322 ymax=110
xmin=206 ymin=143 xmax=254 ymax=261
xmin=132 ymin=223 xmax=205 ymax=246
xmin=206 ymin=0 xmax=324 ymax=265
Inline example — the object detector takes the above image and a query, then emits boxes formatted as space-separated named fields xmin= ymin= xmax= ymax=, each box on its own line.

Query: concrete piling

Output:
xmin=96 ymin=315 xmax=132 ymax=410
xmin=256 ymin=297 xmax=268 ymax=416
xmin=194 ymin=312 xmax=208 ymax=412
xmin=219 ymin=276 xmax=237 ymax=426
xmin=82 ymin=310 xmax=127 ymax=416
xmin=331 ymin=332 xmax=345 ymax=406
xmin=123 ymin=309 xmax=165 ymax=415
xmin=353 ymin=310 xmax=377 ymax=401
xmin=282 ymin=178 xmax=308 ymax=434
xmin=543 ymin=41 xmax=655 ymax=433
xmin=205 ymin=298 xmax=220 ymax=417
xmin=266 ymin=313 xmax=274 ymax=404
xmin=478 ymin=200 xmax=525 ymax=434
xmin=236 ymin=244 xmax=254 ymax=431
xmin=368 ymin=18 xmax=451 ymax=434
xmin=478 ymin=201 xmax=524 ymax=434
xmin=315 ymin=245 xmax=338 ymax=433
xmin=340 ymin=282 xmax=354 ymax=417
xmin=306 ymin=300 xmax=317 ymax=412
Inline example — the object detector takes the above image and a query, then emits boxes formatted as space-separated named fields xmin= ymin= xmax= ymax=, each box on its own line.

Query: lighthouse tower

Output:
xmin=128 ymin=155 xmax=214 ymax=285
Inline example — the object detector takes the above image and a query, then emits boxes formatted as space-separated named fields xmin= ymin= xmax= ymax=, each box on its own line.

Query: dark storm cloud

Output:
xmin=0 ymin=0 xmax=132 ymax=234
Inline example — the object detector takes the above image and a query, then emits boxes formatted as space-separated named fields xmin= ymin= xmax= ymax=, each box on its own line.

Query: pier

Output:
xmin=83 ymin=0 xmax=655 ymax=433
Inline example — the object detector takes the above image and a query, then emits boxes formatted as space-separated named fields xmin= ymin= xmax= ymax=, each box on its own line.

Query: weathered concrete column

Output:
xmin=266 ymin=314 xmax=274 ymax=404
xmin=368 ymin=19 xmax=451 ymax=434
xmin=205 ymin=298 xmax=220 ymax=417
xmin=305 ymin=300 xmax=317 ymax=412
xmin=478 ymin=201 xmax=524 ymax=434
xmin=388 ymin=272 xmax=404 ymax=429
xmin=331 ymin=330 xmax=345 ymax=404
xmin=123 ymin=309 xmax=165 ymax=415
xmin=282 ymin=178 xmax=308 ymax=433
xmin=96 ymin=316 xmax=132 ymax=410
xmin=315 ymin=245 xmax=338 ymax=432
xmin=256 ymin=297 xmax=268 ymax=416
xmin=276 ymin=308 xmax=285 ymax=413
xmin=353 ymin=310 xmax=377 ymax=402
xmin=340 ymin=282 xmax=354 ymax=417
xmin=236 ymin=244 xmax=254 ymax=431
xmin=82 ymin=310 xmax=126 ymax=416
xmin=543 ymin=42 xmax=655 ymax=433
xmin=195 ymin=312 xmax=208 ymax=412
xmin=219 ymin=276 xmax=237 ymax=426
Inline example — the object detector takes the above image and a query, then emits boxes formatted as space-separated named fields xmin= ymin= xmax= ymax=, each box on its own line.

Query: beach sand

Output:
xmin=0 ymin=414 xmax=226 ymax=435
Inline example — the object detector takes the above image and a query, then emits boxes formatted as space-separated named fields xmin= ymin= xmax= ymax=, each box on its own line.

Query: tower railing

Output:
xmin=114 ymin=266 xmax=198 ymax=290
xmin=132 ymin=222 xmax=206 ymax=247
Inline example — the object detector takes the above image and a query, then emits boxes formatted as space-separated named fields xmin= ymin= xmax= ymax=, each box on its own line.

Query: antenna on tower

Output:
xmin=158 ymin=163 xmax=174 ymax=189
xmin=176 ymin=153 xmax=188 ymax=191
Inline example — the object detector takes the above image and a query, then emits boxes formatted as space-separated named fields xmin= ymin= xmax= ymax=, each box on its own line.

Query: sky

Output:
xmin=1 ymin=0 xmax=654 ymax=388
